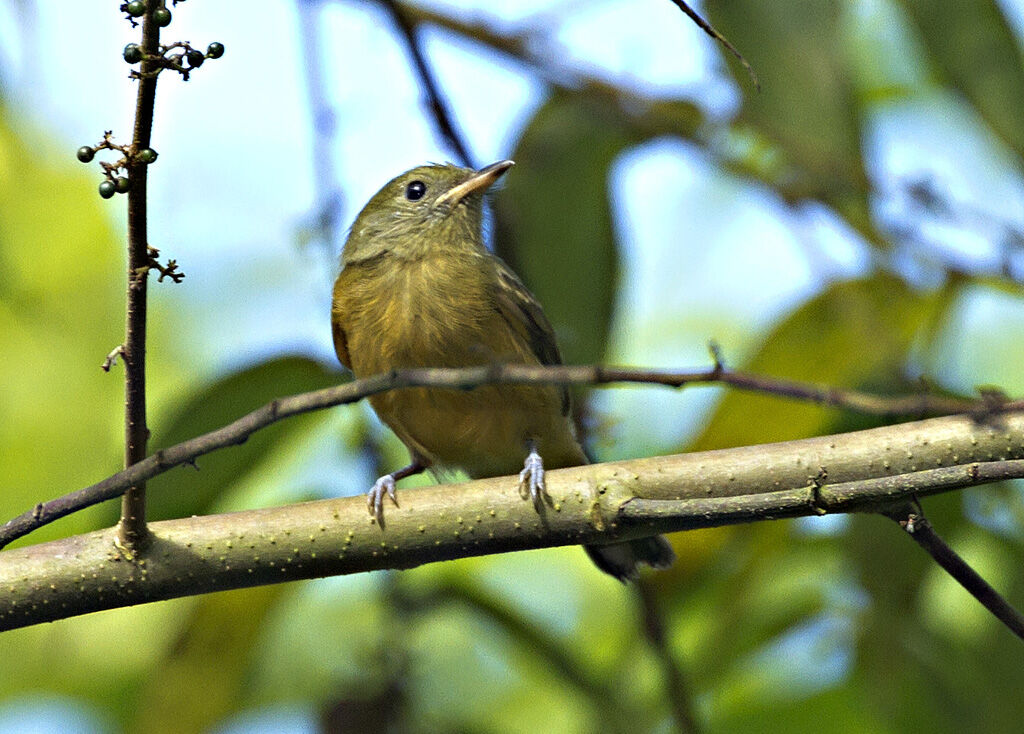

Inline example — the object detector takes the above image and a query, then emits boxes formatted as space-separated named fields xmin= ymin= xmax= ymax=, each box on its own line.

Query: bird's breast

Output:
xmin=336 ymin=255 xmax=507 ymax=373
xmin=332 ymin=254 xmax=581 ymax=474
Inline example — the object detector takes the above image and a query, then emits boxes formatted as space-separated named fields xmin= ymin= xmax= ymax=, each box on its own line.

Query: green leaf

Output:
xmin=898 ymin=0 xmax=1024 ymax=161
xmin=494 ymin=91 xmax=640 ymax=363
xmin=144 ymin=356 xmax=344 ymax=521
xmin=687 ymin=274 xmax=933 ymax=452
xmin=126 ymin=586 xmax=289 ymax=734
xmin=0 ymin=113 xmax=126 ymax=544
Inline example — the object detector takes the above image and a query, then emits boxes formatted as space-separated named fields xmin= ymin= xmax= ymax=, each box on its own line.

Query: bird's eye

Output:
xmin=405 ymin=181 xmax=427 ymax=201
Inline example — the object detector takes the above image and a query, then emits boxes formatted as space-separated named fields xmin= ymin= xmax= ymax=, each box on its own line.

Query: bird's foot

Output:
xmin=365 ymin=459 xmax=428 ymax=527
xmin=367 ymin=474 xmax=399 ymax=524
xmin=518 ymin=446 xmax=547 ymax=510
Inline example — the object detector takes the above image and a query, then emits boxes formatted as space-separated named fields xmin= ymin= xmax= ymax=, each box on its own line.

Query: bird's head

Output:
xmin=342 ymin=160 xmax=514 ymax=264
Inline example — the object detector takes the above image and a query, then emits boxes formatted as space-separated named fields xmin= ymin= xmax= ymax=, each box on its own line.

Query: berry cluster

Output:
xmin=119 ymin=1 xmax=224 ymax=82
xmin=78 ymin=2 xmax=224 ymax=199
xmin=75 ymin=134 xmax=159 ymax=199
xmin=121 ymin=1 xmax=185 ymax=28
xmin=123 ymin=40 xmax=224 ymax=77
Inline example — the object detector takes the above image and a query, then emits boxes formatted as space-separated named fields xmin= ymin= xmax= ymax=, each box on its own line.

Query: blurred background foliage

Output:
xmin=1 ymin=0 xmax=1024 ymax=732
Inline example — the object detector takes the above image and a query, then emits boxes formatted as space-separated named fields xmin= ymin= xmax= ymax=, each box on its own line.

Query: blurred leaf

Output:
xmin=144 ymin=356 xmax=344 ymax=521
xmin=127 ymin=586 xmax=288 ymax=734
xmin=687 ymin=274 xmax=934 ymax=452
xmin=713 ymin=686 xmax=896 ymax=734
xmin=494 ymin=91 xmax=641 ymax=364
xmin=898 ymin=0 xmax=1024 ymax=161
xmin=0 ymin=601 xmax=190 ymax=726
xmin=704 ymin=0 xmax=876 ymax=241
xmin=0 ymin=113 xmax=125 ymax=544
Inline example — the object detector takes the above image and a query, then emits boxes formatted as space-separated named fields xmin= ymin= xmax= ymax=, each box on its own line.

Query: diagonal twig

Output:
xmin=0 ymin=362 xmax=1018 ymax=549
xmin=379 ymin=0 xmax=476 ymax=167
xmin=665 ymin=0 xmax=759 ymax=90
xmin=885 ymin=504 xmax=1024 ymax=641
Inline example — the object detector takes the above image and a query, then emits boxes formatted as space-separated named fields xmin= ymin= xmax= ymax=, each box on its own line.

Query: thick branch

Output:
xmin=1 ymin=411 xmax=1022 ymax=631
xmin=2 ymin=363 xmax=1010 ymax=549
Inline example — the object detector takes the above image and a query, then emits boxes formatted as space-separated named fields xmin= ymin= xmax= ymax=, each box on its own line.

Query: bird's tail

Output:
xmin=566 ymin=445 xmax=675 ymax=581
xmin=584 ymin=536 xmax=676 ymax=583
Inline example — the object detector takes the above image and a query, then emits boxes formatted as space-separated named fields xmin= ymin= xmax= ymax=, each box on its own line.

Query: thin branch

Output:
xmin=119 ymin=4 xmax=163 ymax=549
xmin=1 ymin=417 xmax=1023 ymax=631
xmin=379 ymin=0 xmax=475 ymax=167
xmin=665 ymin=0 xmax=759 ymax=90
xmin=620 ymin=459 xmax=1024 ymax=530
xmin=885 ymin=504 xmax=1024 ymax=641
xmin=635 ymin=579 xmax=700 ymax=734
xmin=1 ymin=363 xmax=1018 ymax=548
xmin=296 ymin=0 xmax=343 ymax=249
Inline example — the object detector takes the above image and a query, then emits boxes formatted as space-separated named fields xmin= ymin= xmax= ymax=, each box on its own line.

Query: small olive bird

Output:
xmin=331 ymin=160 xmax=674 ymax=581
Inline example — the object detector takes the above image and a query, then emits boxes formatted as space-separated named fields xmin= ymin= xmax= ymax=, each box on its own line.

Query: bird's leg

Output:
xmin=368 ymin=458 xmax=427 ymax=525
xmin=518 ymin=440 xmax=547 ymax=510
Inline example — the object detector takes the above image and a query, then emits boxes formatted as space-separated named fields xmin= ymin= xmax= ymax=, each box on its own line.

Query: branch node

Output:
xmin=808 ymin=467 xmax=829 ymax=515
xmin=978 ymin=385 xmax=1010 ymax=408
xmin=146 ymin=246 xmax=185 ymax=283
xmin=707 ymin=340 xmax=726 ymax=376
xmin=101 ymin=345 xmax=126 ymax=372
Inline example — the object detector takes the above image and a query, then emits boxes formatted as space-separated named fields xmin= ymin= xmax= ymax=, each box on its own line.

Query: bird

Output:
xmin=330 ymin=159 xmax=674 ymax=581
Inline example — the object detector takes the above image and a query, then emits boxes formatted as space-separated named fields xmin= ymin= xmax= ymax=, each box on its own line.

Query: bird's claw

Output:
xmin=367 ymin=474 xmax=399 ymax=524
xmin=518 ymin=447 xmax=546 ymax=510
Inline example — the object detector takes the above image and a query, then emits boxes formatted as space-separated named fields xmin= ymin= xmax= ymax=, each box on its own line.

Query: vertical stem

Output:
xmin=118 ymin=7 xmax=161 ymax=549
xmin=635 ymin=579 xmax=701 ymax=734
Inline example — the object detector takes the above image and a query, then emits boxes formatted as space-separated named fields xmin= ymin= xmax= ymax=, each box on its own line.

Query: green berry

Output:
xmin=123 ymin=43 xmax=143 ymax=64
xmin=153 ymin=7 xmax=171 ymax=26
xmin=186 ymin=50 xmax=204 ymax=68
xmin=136 ymin=148 xmax=158 ymax=164
xmin=76 ymin=146 xmax=95 ymax=163
xmin=115 ymin=176 xmax=132 ymax=193
xmin=99 ymin=181 xmax=117 ymax=199
xmin=126 ymin=1 xmax=146 ymax=17
xmin=206 ymin=42 xmax=225 ymax=59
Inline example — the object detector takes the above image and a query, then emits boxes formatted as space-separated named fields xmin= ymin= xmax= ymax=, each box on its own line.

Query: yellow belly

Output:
xmin=333 ymin=256 xmax=585 ymax=476
xmin=370 ymin=383 xmax=585 ymax=477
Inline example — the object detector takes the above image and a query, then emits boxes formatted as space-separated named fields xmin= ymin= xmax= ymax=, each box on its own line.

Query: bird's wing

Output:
xmin=331 ymin=317 xmax=351 ymax=370
xmin=330 ymin=272 xmax=352 ymax=370
xmin=490 ymin=255 xmax=571 ymax=415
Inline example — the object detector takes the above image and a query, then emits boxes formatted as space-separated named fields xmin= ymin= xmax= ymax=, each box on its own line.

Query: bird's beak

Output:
xmin=435 ymin=160 xmax=514 ymax=209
